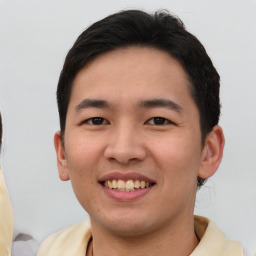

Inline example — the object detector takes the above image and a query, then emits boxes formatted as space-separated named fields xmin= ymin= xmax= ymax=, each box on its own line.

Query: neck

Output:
xmin=89 ymin=215 xmax=199 ymax=256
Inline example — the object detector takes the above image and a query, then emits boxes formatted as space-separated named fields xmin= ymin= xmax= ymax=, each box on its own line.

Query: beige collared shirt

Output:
xmin=38 ymin=215 xmax=244 ymax=256
xmin=0 ymin=167 xmax=14 ymax=256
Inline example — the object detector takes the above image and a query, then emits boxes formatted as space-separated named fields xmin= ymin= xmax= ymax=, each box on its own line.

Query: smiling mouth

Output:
xmin=102 ymin=179 xmax=155 ymax=192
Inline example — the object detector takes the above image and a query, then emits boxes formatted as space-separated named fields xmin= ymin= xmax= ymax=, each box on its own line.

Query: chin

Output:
xmin=92 ymin=212 xmax=156 ymax=238
xmin=105 ymin=222 xmax=153 ymax=238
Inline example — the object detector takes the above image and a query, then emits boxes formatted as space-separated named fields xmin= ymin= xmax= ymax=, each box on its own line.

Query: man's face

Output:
xmin=55 ymin=47 xmax=215 ymax=236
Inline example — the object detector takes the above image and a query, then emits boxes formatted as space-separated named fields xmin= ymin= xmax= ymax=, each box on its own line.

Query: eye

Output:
xmin=84 ymin=117 xmax=109 ymax=125
xmin=146 ymin=117 xmax=174 ymax=125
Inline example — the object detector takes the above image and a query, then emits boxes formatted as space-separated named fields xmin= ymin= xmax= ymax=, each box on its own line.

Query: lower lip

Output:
xmin=102 ymin=186 xmax=153 ymax=201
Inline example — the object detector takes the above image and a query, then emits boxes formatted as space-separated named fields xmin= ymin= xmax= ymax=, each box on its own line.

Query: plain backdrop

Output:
xmin=0 ymin=0 xmax=255 ymax=254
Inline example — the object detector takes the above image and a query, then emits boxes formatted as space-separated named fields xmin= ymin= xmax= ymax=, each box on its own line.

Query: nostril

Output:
xmin=104 ymin=147 xmax=147 ymax=164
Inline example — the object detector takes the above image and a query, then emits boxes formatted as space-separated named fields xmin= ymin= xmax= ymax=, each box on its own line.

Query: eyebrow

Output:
xmin=138 ymin=98 xmax=183 ymax=113
xmin=75 ymin=98 xmax=183 ymax=113
xmin=75 ymin=99 xmax=110 ymax=111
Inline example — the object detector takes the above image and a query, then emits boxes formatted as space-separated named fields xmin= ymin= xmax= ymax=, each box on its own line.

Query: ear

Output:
xmin=54 ymin=131 xmax=70 ymax=181
xmin=198 ymin=125 xmax=225 ymax=179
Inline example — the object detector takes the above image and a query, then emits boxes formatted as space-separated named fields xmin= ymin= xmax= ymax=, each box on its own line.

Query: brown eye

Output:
xmin=147 ymin=117 xmax=171 ymax=125
xmin=152 ymin=117 xmax=167 ymax=125
xmin=86 ymin=117 xmax=109 ymax=125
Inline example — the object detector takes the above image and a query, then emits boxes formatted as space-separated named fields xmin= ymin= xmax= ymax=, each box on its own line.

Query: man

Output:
xmin=38 ymin=10 xmax=243 ymax=255
xmin=0 ymin=114 xmax=38 ymax=256
xmin=0 ymin=113 xmax=14 ymax=256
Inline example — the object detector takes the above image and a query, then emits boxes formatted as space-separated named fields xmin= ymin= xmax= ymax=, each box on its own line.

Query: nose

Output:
xmin=104 ymin=124 xmax=146 ymax=165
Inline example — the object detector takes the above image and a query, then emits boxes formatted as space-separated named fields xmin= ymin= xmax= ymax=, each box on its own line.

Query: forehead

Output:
xmin=71 ymin=47 xmax=192 ymax=102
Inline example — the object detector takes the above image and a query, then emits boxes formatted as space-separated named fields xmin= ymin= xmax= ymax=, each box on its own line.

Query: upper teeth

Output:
xmin=103 ymin=179 xmax=151 ymax=191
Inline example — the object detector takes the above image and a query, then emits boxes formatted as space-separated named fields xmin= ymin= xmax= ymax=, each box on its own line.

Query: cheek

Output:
xmin=151 ymin=134 xmax=202 ymax=179
xmin=151 ymin=135 xmax=201 ymax=208
xmin=66 ymin=133 xmax=102 ymax=165
xmin=64 ymin=136 xmax=103 ymax=188
xmin=65 ymin=138 xmax=99 ymax=208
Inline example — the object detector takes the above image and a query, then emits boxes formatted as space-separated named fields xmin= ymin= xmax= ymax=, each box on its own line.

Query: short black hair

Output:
xmin=56 ymin=10 xmax=221 ymax=188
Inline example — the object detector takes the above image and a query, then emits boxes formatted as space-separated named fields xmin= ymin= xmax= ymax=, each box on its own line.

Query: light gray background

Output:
xmin=0 ymin=0 xmax=255 ymax=254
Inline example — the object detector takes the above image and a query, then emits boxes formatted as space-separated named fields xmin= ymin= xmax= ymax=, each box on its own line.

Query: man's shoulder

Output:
xmin=193 ymin=215 xmax=244 ymax=256
xmin=0 ymin=167 xmax=14 ymax=256
xmin=37 ymin=220 xmax=91 ymax=256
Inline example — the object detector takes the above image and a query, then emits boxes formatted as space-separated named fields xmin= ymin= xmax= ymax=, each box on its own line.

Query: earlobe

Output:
xmin=198 ymin=125 xmax=225 ymax=179
xmin=54 ymin=131 xmax=70 ymax=181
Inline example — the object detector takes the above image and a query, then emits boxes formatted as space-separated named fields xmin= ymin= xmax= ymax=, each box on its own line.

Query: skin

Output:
xmin=55 ymin=47 xmax=224 ymax=256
